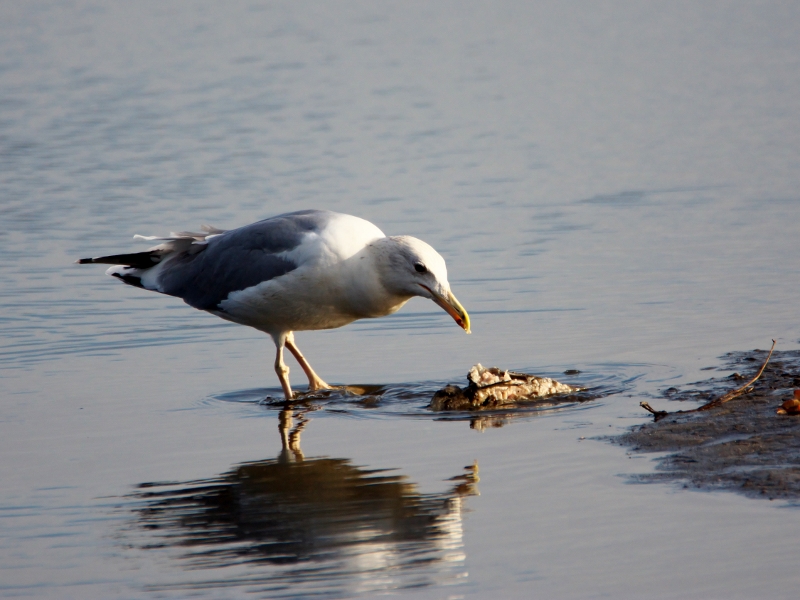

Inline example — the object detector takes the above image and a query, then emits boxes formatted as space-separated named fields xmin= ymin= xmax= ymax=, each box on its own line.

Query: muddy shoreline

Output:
xmin=614 ymin=348 xmax=800 ymax=501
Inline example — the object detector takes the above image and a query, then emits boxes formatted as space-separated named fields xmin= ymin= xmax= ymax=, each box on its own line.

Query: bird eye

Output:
xmin=414 ymin=262 xmax=428 ymax=274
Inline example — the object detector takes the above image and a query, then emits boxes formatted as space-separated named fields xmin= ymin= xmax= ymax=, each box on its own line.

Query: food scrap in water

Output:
xmin=430 ymin=364 xmax=581 ymax=411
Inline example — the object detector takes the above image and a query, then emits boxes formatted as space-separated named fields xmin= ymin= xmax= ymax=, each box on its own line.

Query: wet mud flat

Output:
xmin=615 ymin=349 xmax=800 ymax=501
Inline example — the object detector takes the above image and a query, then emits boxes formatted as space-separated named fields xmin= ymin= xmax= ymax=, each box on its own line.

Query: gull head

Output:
xmin=376 ymin=235 xmax=471 ymax=333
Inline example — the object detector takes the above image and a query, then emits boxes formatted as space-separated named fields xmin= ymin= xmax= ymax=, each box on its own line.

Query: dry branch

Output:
xmin=640 ymin=340 xmax=776 ymax=420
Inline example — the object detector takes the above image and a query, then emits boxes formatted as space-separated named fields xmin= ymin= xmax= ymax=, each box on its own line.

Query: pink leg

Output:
xmin=273 ymin=338 xmax=294 ymax=399
xmin=285 ymin=332 xmax=332 ymax=392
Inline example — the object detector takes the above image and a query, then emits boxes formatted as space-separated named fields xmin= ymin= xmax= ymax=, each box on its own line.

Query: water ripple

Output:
xmin=202 ymin=365 xmax=637 ymax=428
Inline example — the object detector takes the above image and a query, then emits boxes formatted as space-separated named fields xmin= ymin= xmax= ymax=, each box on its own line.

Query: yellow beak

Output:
xmin=423 ymin=286 xmax=471 ymax=333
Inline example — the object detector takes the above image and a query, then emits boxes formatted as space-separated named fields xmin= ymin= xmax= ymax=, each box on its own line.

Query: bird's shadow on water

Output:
xmin=118 ymin=408 xmax=480 ymax=598
xmin=203 ymin=367 xmax=632 ymax=430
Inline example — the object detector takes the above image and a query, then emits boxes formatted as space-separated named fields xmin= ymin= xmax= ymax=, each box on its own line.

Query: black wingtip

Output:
xmin=76 ymin=258 xmax=94 ymax=264
xmin=111 ymin=271 xmax=144 ymax=288
xmin=75 ymin=251 xmax=163 ymax=268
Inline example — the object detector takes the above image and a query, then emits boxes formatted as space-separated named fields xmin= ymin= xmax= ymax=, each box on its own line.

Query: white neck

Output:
xmin=329 ymin=238 xmax=413 ymax=319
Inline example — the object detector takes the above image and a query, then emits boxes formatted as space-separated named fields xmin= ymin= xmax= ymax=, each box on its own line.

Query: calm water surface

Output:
xmin=2 ymin=2 xmax=800 ymax=598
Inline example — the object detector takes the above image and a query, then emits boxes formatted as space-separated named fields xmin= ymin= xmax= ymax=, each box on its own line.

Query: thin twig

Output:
xmin=639 ymin=401 xmax=667 ymax=418
xmin=640 ymin=339 xmax=776 ymax=420
xmin=712 ymin=339 xmax=776 ymax=405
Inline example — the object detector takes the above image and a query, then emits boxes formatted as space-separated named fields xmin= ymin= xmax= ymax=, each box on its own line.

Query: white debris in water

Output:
xmin=467 ymin=364 xmax=578 ymax=405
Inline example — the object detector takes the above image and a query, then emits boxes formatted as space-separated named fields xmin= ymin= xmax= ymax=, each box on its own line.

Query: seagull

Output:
xmin=77 ymin=209 xmax=470 ymax=399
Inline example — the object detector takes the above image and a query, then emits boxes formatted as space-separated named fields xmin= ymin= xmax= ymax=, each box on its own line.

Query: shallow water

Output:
xmin=2 ymin=1 xmax=800 ymax=598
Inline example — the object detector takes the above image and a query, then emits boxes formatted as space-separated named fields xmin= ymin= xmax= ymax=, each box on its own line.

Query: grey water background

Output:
xmin=2 ymin=1 xmax=799 ymax=598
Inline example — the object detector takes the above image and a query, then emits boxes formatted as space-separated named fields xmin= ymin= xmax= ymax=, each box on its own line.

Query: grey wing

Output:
xmin=157 ymin=210 xmax=335 ymax=311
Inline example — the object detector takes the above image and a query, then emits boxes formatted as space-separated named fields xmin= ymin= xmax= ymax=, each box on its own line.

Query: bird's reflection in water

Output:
xmin=129 ymin=409 xmax=479 ymax=597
